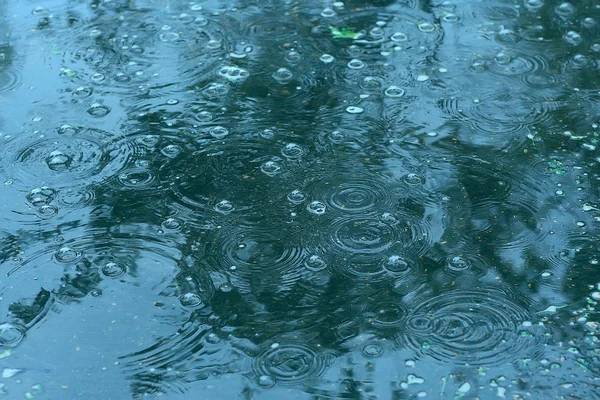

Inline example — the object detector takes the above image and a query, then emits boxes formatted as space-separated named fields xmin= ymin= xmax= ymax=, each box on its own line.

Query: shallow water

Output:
xmin=1 ymin=0 xmax=600 ymax=398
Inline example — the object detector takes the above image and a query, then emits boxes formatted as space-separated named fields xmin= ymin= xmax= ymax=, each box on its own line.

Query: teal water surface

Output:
xmin=1 ymin=0 xmax=600 ymax=398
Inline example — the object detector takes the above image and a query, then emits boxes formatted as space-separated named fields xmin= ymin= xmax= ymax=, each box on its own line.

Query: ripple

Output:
xmin=202 ymin=226 xmax=305 ymax=294
xmin=0 ymin=323 xmax=26 ymax=347
xmin=365 ymin=301 xmax=409 ymax=331
xmin=0 ymin=67 xmax=23 ymax=93
xmin=401 ymin=288 xmax=544 ymax=365
xmin=440 ymin=90 xmax=553 ymax=139
xmin=305 ymin=174 xmax=396 ymax=214
xmin=5 ymin=128 xmax=127 ymax=187
xmin=251 ymin=343 xmax=330 ymax=385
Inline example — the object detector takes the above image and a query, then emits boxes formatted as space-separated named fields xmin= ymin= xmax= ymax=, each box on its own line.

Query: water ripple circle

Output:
xmin=252 ymin=343 xmax=329 ymax=385
xmin=401 ymin=289 xmax=543 ymax=366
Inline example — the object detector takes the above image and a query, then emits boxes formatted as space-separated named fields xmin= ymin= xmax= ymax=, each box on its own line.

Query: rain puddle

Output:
xmin=1 ymin=0 xmax=599 ymax=398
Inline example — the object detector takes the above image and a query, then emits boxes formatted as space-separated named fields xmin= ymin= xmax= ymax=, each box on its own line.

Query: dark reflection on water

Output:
xmin=1 ymin=0 xmax=600 ymax=398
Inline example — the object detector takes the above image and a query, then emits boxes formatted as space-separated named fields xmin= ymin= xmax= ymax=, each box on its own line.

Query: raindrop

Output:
xmin=287 ymin=190 xmax=306 ymax=204
xmin=73 ymin=86 xmax=93 ymax=98
xmin=162 ymin=218 xmax=182 ymax=230
xmin=100 ymin=262 xmax=127 ymax=278
xmin=46 ymin=150 xmax=71 ymax=170
xmin=418 ymin=22 xmax=436 ymax=33
xmin=218 ymin=66 xmax=250 ymax=83
xmin=0 ymin=323 xmax=25 ymax=347
xmin=307 ymin=201 xmax=326 ymax=215
xmin=321 ymin=8 xmax=336 ymax=17
xmin=320 ymin=54 xmax=334 ymax=63
xmin=161 ymin=144 xmax=182 ymax=158
xmin=404 ymin=173 xmax=425 ymax=185
xmin=209 ymin=126 xmax=229 ymax=139
xmin=391 ymin=32 xmax=408 ymax=42
xmin=381 ymin=255 xmax=410 ymax=273
xmin=281 ymin=143 xmax=304 ymax=159
xmin=260 ymin=161 xmax=282 ymax=176
xmin=215 ymin=200 xmax=234 ymax=214
xmin=347 ymin=59 xmax=365 ymax=69
xmin=55 ymin=246 xmax=82 ymax=263
xmin=159 ymin=31 xmax=180 ymax=41
xmin=273 ymin=68 xmax=293 ymax=84
xmin=385 ymin=86 xmax=405 ymax=97
xmin=86 ymin=103 xmax=111 ymax=117
xmin=179 ymin=293 xmax=203 ymax=308
xmin=305 ymin=255 xmax=327 ymax=271
xmin=346 ymin=106 xmax=364 ymax=114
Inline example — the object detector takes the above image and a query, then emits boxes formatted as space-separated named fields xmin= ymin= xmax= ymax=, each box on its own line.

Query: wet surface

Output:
xmin=1 ymin=0 xmax=600 ymax=398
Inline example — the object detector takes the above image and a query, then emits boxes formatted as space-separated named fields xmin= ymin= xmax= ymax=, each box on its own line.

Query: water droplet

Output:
xmin=447 ymin=255 xmax=471 ymax=271
xmin=418 ymin=22 xmax=436 ymax=32
xmin=381 ymin=255 xmax=410 ymax=273
xmin=307 ymin=201 xmax=326 ymax=215
xmin=260 ymin=128 xmax=276 ymax=139
xmin=385 ymin=86 xmax=405 ymax=97
xmin=46 ymin=150 xmax=72 ymax=171
xmin=287 ymin=190 xmax=306 ymax=204
xmin=320 ymin=54 xmax=334 ymax=63
xmin=347 ymin=59 xmax=365 ymax=69
xmin=86 ymin=103 xmax=111 ymax=117
xmin=55 ymin=246 xmax=82 ymax=263
xmin=391 ymin=32 xmax=408 ymax=42
xmin=218 ymin=66 xmax=250 ymax=82
xmin=161 ymin=144 xmax=182 ymax=158
xmin=215 ymin=200 xmax=234 ymax=214
xmin=305 ymin=255 xmax=327 ymax=271
xmin=404 ymin=173 xmax=425 ymax=185
xmin=73 ymin=86 xmax=93 ymax=98
xmin=281 ymin=143 xmax=304 ymax=159
xmin=162 ymin=218 xmax=182 ymax=230
xmin=273 ymin=68 xmax=293 ymax=84
xmin=100 ymin=262 xmax=126 ymax=278
xmin=209 ymin=126 xmax=229 ymax=139
xmin=257 ymin=375 xmax=276 ymax=388
xmin=260 ymin=161 xmax=282 ymax=176
xmin=346 ymin=106 xmax=364 ymax=114
xmin=362 ymin=343 xmax=384 ymax=357
xmin=321 ymin=7 xmax=336 ymax=17
xmin=179 ymin=293 xmax=203 ymax=308
xmin=159 ymin=31 xmax=180 ymax=41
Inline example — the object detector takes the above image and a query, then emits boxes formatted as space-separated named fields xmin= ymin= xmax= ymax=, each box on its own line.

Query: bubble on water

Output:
xmin=273 ymin=68 xmax=293 ymax=84
xmin=281 ymin=143 xmax=304 ymax=160
xmin=404 ymin=173 xmax=425 ymax=185
xmin=86 ymin=103 xmax=111 ymax=117
xmin=320 ymin=54 xmax=334 ymax=63
xmin=555 ymin=2 xmax=576 ymax=18
xmin=214 ymin=200 xmax=234 ymax=214
xmin=161 ymin=144 xmax=182 ymax=158
xmin=391 ymin=32 xmax=408 ymax=42
xmin=329 ymin=130 xmax=347 ymax=143
xmin=446 ymin=255 xmax=471 ymax=272
xmin=380 ymin=212 xmax=399 ymax=225
xmin=73 ymin=86 xmax=93 ymax=98
xmin=347 ymin=59 xmax=365 ymax=69
xmin=27 ymin=186 xmax=56 ymax=206
xmin=55 ymin=246 xmax=82 ymax=263
xmin=114 ymin=72 xmax=131 ymax=83
xmin=257 ymin=375 xmax=276 ymax=388
xmin=346 ymin=106 xmax=364 ymax=114
xmin=442 ymin=13 xmax=459 ymax=22
xmin=287 ymin=190 xmax=306 ymax=204
xmin=218 ymin=65 xmax=250 ymax=83
xmin=564 ymin=31 xmax=582 ymax=45
xmin=305 ymin=255 xmax=327 ymax=271
xmin=195 ymin=110 xmax=213 ymax=122
xmin=162 ymin=218 xmax=182 ymax=231
xmin=260 ymin=160 xmax=282 ymax=176
xmin=100 ymin=262 xmax=127 ymax=278
xmin=209 ymin=126 xmax=229 ymax=139
xmin=321 ymin=7 xmax=336 ymax=17
xmin=418 ymin=22 xmax=436 ymax=32
xmin=260 ymin=128 xmax=276 ymax=139
xmin=203 ymin=82 xmax=229 ymax=98
xmin=381 ymin=255 xmax=410 ymax=273
xmin=45 ymin=150 xmax=71 ymax=171
xmin=57 ymin=124 xmax=80 ymax=135
xmin=307 ymin=201 xmax=326 ymax=215
xmin=385 ymin=86 xmax=405 ymax=97
xmin=159 ymin=31 xmax=180 ymax=42
xmin=179 ymin=293 xmax=203 ymax=308
xmin=285 ymin=50 xmax=301 ymax=64
xmin=91 ymin=73 xmax=105 ymax=82
xmin=0 ymin=323 xmax=25 ymax=347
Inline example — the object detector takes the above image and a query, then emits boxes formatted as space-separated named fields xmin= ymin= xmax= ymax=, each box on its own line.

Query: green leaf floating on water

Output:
xmin=329 ymin=26 xmax=362 ymax=39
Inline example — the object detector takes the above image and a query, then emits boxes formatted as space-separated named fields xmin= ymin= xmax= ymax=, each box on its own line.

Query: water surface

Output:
xmin=1 ymin=0 xmax=600 ymax=398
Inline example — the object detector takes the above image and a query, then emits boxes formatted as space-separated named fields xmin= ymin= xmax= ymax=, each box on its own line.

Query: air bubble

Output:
xmin=307 ymin=201 xmax=326 ymax=215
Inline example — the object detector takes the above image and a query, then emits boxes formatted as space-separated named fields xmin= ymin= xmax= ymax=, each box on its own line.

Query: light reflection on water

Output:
xmin=1 ymin=0 xmax=600 ymax=398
